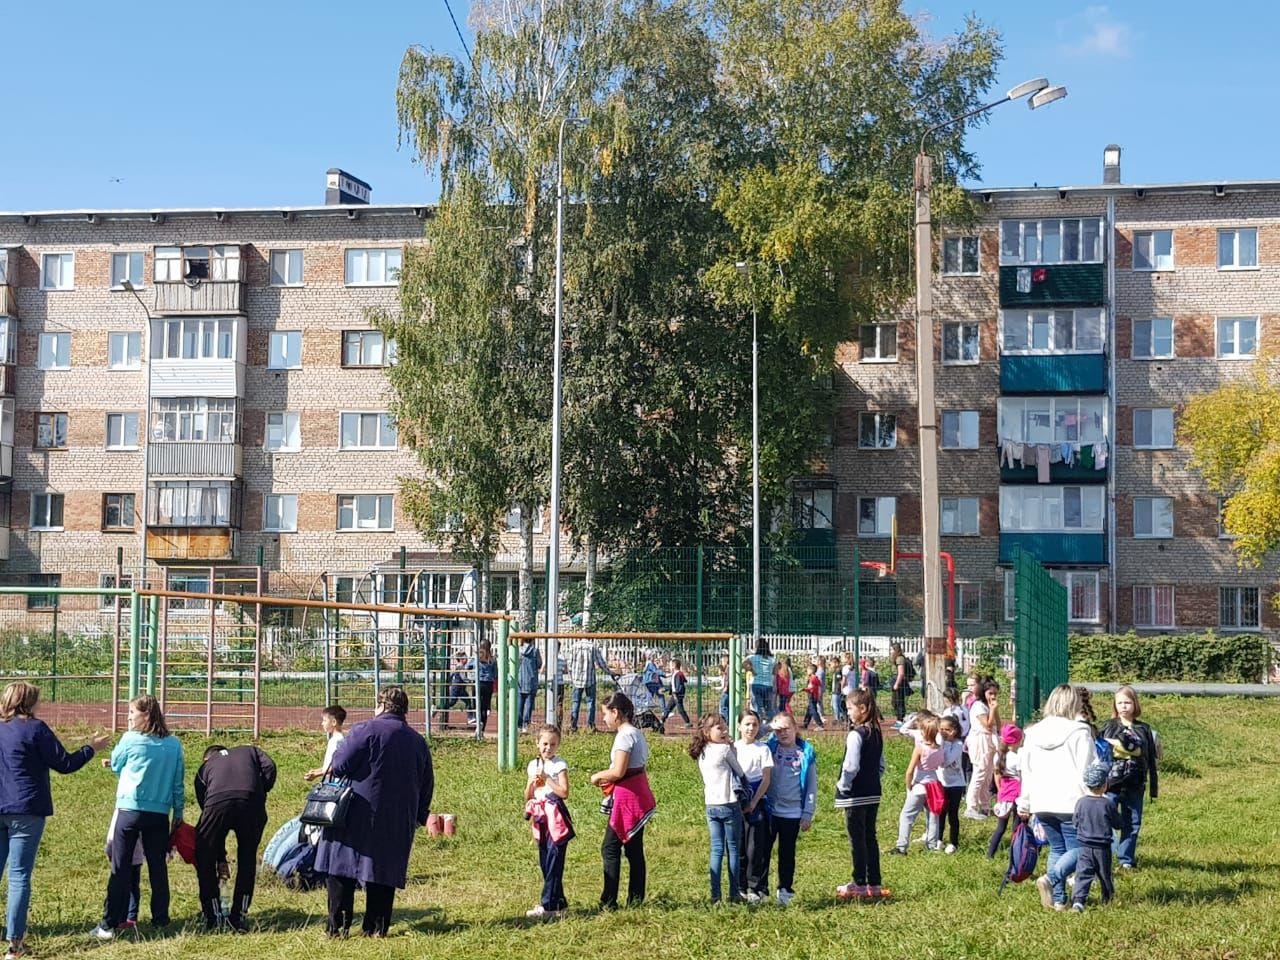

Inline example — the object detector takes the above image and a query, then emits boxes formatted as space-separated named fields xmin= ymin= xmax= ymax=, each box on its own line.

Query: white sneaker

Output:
xmin=944 ymin=843 xmax=957 ymax=854
xmin=964 ymin=809 xmax=989 ymax=821
xmin=745 ymin=891 xmax=763 ymax=905
xmin=1066 ymin=874 xmax=1076 ymax=889
xmin=776 ymin=888 xmax=795 ymax=906
xmin=525 ymin=905 xmax=548 ymax=919
xmin=88 ymin=926 xmax=115 ymax=942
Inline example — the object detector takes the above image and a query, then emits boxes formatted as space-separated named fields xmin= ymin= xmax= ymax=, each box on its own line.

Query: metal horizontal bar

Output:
xmin=509 ymin=630 xmax=734 ymax=641
xmin=134 ymin=587 xmax=512 ymax=621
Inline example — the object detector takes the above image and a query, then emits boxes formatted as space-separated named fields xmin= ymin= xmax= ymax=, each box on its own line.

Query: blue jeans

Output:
xmin=719 ymin=691 xmax=729 ymax=723
xmin=1040 ymin=814 xmax=1080 ymax=905
xmin=0 ymin=815 xmax=46 ymax=942
xmin=750 ymin=686 xmax=775 ymax=720
xmin=706 ymin=804 xmax=742 ymax=901
xmin=518 ymin=691 xmax=536 ymax=728
xmin=571 ymin=686 xmax=597 ymax=730
xmin=1108 ymin=786 xmax=1145 ymax=867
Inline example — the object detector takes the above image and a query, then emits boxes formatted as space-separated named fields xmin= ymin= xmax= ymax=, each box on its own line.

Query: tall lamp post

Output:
xmin=915 ymin=79 xmax=1066 ymax=710
xmin=734 ymin=260 xmax=759 ymax=725
xmin=546 ymin=114 xmax=587 ymax=723
xmin=121 ymin=280 xmax=152 ymax=590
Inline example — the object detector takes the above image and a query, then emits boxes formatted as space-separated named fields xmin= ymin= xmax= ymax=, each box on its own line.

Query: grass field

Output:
xmin=15 ymin=696 xmax=1280 ymax=960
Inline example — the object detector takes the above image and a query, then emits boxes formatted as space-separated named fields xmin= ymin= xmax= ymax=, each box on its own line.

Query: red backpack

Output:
xmin=999 ymin=819 xmax=1045 ymax=896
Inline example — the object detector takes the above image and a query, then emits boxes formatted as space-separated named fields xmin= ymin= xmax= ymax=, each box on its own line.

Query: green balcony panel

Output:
xmin=1001 ymin=354 xmax=1106 ymax=393
xmin=999 ymin=263 xmax=1105 ymax=307
xmin=999 ymin=532 xmax=1106 ymax=565
xmin=1000 ymin=461 xmax=1107 ymax=484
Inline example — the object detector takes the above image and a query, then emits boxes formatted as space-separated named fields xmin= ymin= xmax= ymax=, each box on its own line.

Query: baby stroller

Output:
xmin=616 ymin=673 xmax=664 ymax=732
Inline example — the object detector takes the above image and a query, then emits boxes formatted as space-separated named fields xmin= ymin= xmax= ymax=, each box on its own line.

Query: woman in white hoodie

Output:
xmin=1016 ymin=684 xmax=1097 ymax=910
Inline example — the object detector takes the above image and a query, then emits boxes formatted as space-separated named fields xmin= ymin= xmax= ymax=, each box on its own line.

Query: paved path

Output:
xmin=1077 ymin=681 xmax=1280 ymax=697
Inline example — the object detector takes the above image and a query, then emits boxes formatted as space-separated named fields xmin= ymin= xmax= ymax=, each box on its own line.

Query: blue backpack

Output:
xmin=999 ymin=819 xmax=1045 ymax=896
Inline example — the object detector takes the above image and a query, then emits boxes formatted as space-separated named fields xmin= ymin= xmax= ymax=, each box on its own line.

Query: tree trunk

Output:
xmin=583 ymin=536 xmax=597 ymax=631
xmin=519 ymin=506 xmax=535 ymax=632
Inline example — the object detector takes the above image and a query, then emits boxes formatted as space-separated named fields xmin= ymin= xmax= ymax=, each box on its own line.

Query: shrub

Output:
xmin=1069 ymin=630 xmax=1271 ymax=683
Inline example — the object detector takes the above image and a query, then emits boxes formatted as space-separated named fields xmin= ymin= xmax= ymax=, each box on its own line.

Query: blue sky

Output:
xmin=2 ymin=1 xmax=1277 ymax=210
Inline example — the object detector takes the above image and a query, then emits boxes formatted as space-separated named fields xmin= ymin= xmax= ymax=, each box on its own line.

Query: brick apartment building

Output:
xmin=832 ymin=148 xmax=1280 ymax=636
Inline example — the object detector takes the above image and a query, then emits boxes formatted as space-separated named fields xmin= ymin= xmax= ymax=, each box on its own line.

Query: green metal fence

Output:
xmin=1011 ymin=546 xmax=1070 ymax=723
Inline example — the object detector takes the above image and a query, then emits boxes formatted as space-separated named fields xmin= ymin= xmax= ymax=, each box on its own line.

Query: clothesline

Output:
xmin=998 ymin=437 xmax=1108 ymax=482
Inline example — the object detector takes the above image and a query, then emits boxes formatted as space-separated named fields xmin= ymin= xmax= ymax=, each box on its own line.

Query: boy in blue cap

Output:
xmin=1071 ymin=761 xmax=1121 ymax=911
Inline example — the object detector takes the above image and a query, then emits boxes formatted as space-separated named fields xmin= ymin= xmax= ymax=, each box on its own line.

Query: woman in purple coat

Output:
xmin=315 ymin=686 xmax=433 ymax=938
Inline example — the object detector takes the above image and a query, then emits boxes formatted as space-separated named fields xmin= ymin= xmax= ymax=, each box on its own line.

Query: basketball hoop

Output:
xmin=889 ymin=513 xmax=899 ymax=574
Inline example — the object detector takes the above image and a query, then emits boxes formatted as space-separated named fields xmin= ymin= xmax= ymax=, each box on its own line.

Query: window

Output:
xmin=0 ymin=401 xmax=12 ymax=445
xmin=0 ymin=319 xmax=15 ymax=365
xmin=1058 ymin=571 xmax=1100 ymax=623
xmin=999 ymin=218 xmax=1103 ymax=265
xmin=167 ymin=572 xmax=213 ymax=612
xmin=36 ymin=413 xmax=68 ymax=449
xmin=108 ymin=332 xmax=142 ymax=370
xmin=0 ymin=249 xmax=8 ymax=285
xmin=857 ymin=496 xmax=895 ymax=537
xmin=105 ymin=412 xmax=140 ymax=449
xmin=265 ymin=412 xmax=301 ymax=452
xmin=264 ymin=494 xmax=298 ymax=532
xmin=27 ymin=574 xmax=61 ymax=611
xmin=152 ymin=480 xmax=233 ymax=525
xmin=342 ymin=330 xmax=396 ymax=367
xmin=98 ymin=574 xmax=134 ymax=610
xmin=1002 ymin=309 xmax=1104 ymax=354
xmin=1132 ymin=230 xmax=1173 ymax=271
xmin=999 ymin=485 xmax=1105 ymax=532
xmin=1132 ymin=318 xmax=1174 ymax=359
xmin=1218 ymin=497 xmax=1237 ymax=540
xmin=1133 ymin=585 xmax=1174 ymax=628
xmin=941 ymin=496 xmax=979 ymax=536
xmin=339 ymin=412 xmax=397 ymax=449
xmin=110 ymin=252 xmax=145 ymax=289
xmin=858 ymin=412 xmax=896 ymax=449
xmin=941 ymin=410 xmax=979 ymax=449
xmin=947 ymin=582 xmax=983 ymax=622
xmin=942 ymin=236 xmax=979 ymax=275
xmin=337 ymin=494 xmax=394 ymax=531
xmin=31 ymin=493 xmax=65 ymax=531
xmin=792 ymin=488 xmax=834 ymax=530
xmin=1133 ymin=408 xmax=1174 ymax=449
xmin=38 ymin=333 xmax=71 ymax=370
xmin=998 ymin=397 xmax=1106 ymax=445
xmin=151 ymin=318 xmax=235 ymax=360
xmin=1133 ymin=496 xmax=1173 ymax=538
xmin=345 ymin=248 xmax=402 ymax=285
xmin=942 ymin=322 xmax=979 ymax=364
xmin=504 ymin=504 xmax=546 ymax=533
xmin=41 ymin=253 xmax=74 ymax=290
xmin=1217 ymin=316 xmax=1258 ymax=359
xmin=268 ymin=331 xmax=302 ymax=369
xmin=154 ymin=245 xmax=241 ymax=283
xmin=858 ymin=323 xmax=896 ymax=362
xmin=151 ymin=398 xmax=236 ymax=442
xmin=102 ymin=493 xmax=136 ymax=531
xmin=1220 ymin=586 xmax=1260 ymax=629
xmin=269 ymin=249 xmax=303 ymax=286
xmin=1217 ymin=228 xmax=1258 ymax=269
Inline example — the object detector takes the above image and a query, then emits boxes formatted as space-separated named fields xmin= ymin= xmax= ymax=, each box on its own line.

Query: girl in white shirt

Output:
xmin=734 ymin=710 xmax=774 ymax=902
xmin=689 ymin=715 xmax=747 ymax=903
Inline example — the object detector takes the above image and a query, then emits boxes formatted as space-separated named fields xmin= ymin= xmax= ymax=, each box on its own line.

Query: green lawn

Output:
xmin=19 ymin=696 xmax=1280 ymax=959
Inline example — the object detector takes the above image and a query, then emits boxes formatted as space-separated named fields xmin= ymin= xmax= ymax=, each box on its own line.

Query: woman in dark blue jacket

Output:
xmin=0 ymin=682 xmax=108 ymax=958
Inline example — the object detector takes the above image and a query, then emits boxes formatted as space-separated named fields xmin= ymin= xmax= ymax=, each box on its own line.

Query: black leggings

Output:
xmin=769 ymin=817 xmax=802 ymax=893
xmin=943 ymin=785 xmax=964 ymax=847
xmin=843 ymin=804 xmax=881 ymax=887
xmin=987 ymin=812 xmax=1013 ymax=858
xmin=478 ymin=680 xmax=494 ymax=730
xmin=739 ymin=812 xmax=771 ymax=895
xmin=600 ymin=825 xmax=645 ymax=908
xmin=326 ymin=876 xmax=395 ymax=936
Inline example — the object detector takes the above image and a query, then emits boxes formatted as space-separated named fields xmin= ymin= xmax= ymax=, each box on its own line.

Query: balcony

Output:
xmin=146 ymin=527 xmax=238 ymax=562
xmin=1001 ymin=354 xmax=1106 ymax=394
xmin=0 ymin=526 xmax=8 ymax=562
xmin=999 ymin=263 xmax=1104 ymax=308
xmin=154 ymin=280 xmax=242 ymax=315
xmin=0 ymin=443 xmax=11 ymax=486
xmin=999 ymin=532 xmax=1105 ymax=565
xmin=147 ymin=442 xmax=242 ymax=478
xmin=999 ymin=448 xmax=1106 ymax=484
xmin=0 ymin=284 xmax=15 ymax=319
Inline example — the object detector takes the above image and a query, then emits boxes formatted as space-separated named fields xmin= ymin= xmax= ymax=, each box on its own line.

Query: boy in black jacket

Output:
xmin=1071 ymin=762 xmax=1121 ymax=912
xmin=194 ymin=744 xmax=277 ymax=931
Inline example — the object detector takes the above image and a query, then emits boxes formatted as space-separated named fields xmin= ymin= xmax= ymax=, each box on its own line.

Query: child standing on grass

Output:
xmin=835 ymin=689 xmax=885 ymax=899
xmin=937 ymin=716 xmax=965 ymax=854
xmin=305 ymin=705 xmax=346 ymax=782
xmin=690 ymin=715 xmax=747 ymax=903
xmin=891 ymin=712 xmax=944 ymax=854
xmin=661 ymin=659 xmax=693 ymax=728
xmin=1071 ymin=762 xmax=1120 ymax=912
xmin=828 ymin=657 xmax=845 ymax=725
xmin=523 ymin=725 xmax=572 ymax=920
xmin=965 ymin=681 xmax=1001 ymax=819
xmin=802 ymin=662 xmax=825 ymax=731
xmin=986 ymin=724 xmax=1024 ymax=858
xmin=764 ymin=713 xmax=816 ymax=906
xmin=734 ymin=710 xmax=773 ymax=903
xmin=1099 ymin=685 xmax=1160 ymax=870
xmin=775 ymin=658 xmax=793 ymax=716
xmin=103 ymin=808 xmax=144 ymax=931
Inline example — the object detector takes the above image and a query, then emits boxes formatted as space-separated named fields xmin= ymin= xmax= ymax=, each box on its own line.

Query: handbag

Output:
xmin=299 ymin=779 xmax=353 ymax=829
xmin=924 ymin=780 xmax=946 ymax=816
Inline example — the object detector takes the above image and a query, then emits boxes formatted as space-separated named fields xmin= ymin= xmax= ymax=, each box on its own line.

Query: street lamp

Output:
xmin=121 ymin=280 xmax=152 ymax=590
xmin=914 ymin=78 xmax=1067 ymax=710
xmin=546 ymin=114 xmax=587 ymax=724
xmin=735 ymin=259 xmax=759 ymax=726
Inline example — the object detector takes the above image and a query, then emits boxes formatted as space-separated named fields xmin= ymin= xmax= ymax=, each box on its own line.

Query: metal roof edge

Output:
xmin=0 ymin=203 xmax=434 ymax=222
xmin=968 ymin=179 xmax=1280 ymax=200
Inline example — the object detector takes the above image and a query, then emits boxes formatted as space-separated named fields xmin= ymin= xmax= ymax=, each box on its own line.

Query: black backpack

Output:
xmin=903 ymin=656 xmax=916 ymax=682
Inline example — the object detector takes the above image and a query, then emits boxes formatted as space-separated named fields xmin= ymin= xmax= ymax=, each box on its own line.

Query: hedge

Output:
xmin=1068 ymin=630 xmax=1272 ymax=683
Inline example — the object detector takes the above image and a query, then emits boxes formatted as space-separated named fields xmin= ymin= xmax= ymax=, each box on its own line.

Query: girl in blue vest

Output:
xmin=763 ymin=713 xmax=816 ymax=906
xmin=835 ymin=688 xmax=886 ymax=899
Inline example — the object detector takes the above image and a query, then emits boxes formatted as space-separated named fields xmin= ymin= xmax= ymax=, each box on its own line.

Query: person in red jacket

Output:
xmin=802 ymin=662 xmax=825 ymax=731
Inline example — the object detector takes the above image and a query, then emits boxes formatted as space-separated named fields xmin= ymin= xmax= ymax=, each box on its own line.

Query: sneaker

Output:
xmin=1067 ymin=874 xmax=1076 ymax=889
xmin=1071 ymin=903 xmax=1084 ymax=913
xmin=964 ymin=809 xmax=989 ymax=821
xmin=836 ymin=882 xmax=868 ymax=900
xmin=925 ymin=840 xmax=942 ymax=852
xmin=525 ymin=905 xmax=549 ymax=919
xmin=1053 ymin=903 xmax=1067 ymax=912
xmin=5 ymin=941 xmax=26 ymax=960
xmin=866 ymin=885 xmax=884 ymax=898
xmin=776 ymin=889 xmax=795 ymax=906
xmin=888 ymin=845 xmax=908 ymax=856
xmin=744 ymin=891 xmax=763 ymax=905
xmin=88 ymin=926 xmax=115 ymax=942
xmin=226 ymin=916 xmax=250 ymax=934
xmin=117 ymin=919 xmax=138 ymax=930
xmin=1036 ymin=875 xmax=1054 ymax=910
xmin=944 ymin=843 xmax=957 ymax=855
xmin=1119 ymin=863 xmax=1134 ymax=871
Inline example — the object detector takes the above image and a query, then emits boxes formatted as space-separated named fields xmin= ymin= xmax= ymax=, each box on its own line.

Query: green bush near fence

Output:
xmin=1069 ymin=630 xmax=1272 ymax=683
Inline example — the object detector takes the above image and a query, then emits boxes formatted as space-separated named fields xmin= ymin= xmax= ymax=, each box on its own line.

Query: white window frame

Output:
xmin=997 ymin=397 xmax=1107 ymax=446
xmin=950 ymin=581 xmax=983 ymax=622
xmin=504 ymin=504 xmax=546 ymax=534
xmin=857 ymin=496 xmax=895 ymax=538
xmin=1001 ymin=309 xmax=1105 ymax=355
xmin=108 ymin=332 xmax=142 ymax=370
xmin=1132 ymin=408 xmax=1175 ymax=450
xmin=153 ymin=245 xmax=241 ymax=283
xmin=265 ymin=412 xmax=301 ymax=452
xmin=339 ymin=411 xmax=398 ymax=450
xmin=110 ymin=252 xmax=145 ymax=290
xmin=1218 ymin=497 xmax=1237 ymax=540
xmin=0 ymin=249 xmax=8 ymax=286
xmin=0 ymin=319 xmax=15 ymax=365
xmin=1217 ymin=228 xmax=1258 ymax=270
xmin=344 ymin=248 xmax=403 ymax=286
xmin=941 ymin=496 xmax=979 ymax=536
xmin=269 ymin=249 xmax=304 ymax=287
xmin=1133 ymin=584 xmax=1175 ymax=628
xmin=40 ymin=253 xmax=75 ymax=291
xmin=999 ymin=218 xmax=1104 ymax=266
xmin=859 ymin=323 xmax=897 ymax=363
xmin=941 ymin=410 xmax=979 ymax=449
xmin=791 ymin=488 xmax=834 ymax=530
xmin=942 ymin=236 xmax=980 ymax=275
xmin=1132 ymin=317 xmax=1174 ymax=359
xmin=942 ymin=321 xmax=980 ymax=364
xmin=268 ymin=331 xmax=302 ymax=370
xmin=31 ymin=493 xmax=65 ymax=531
xmin=342 ymin=330 xmax=396 ymax=367
xmin=264 ymin=493 xmax=299 ymax=533
xmin=36 ymin=412 xmax=68 ymax=449
xmin=337 ymin=494 xmax=394 ymax=531
xmin=1216 ymin=316 xmax=1258 ymax=360
xmin=999 ymin=485 xmax=1105 ymax=533
xmin=105 ymin=412 xmax=140 ymax=450
xmin=1133 ymin=496 xmax=1174 ymax=539
xmin=150 ymin=398 xmax=236 ymax=443
xmin=1219 ymin=585 xmax=1260 ymax=630
xmin=152 ymin=480 xmax=233 ymax=526
xmin=102 ymin=493 xmax=136 ymax=532
xmin=857 ymin=412 xmax=896 ymax=449
xmin=1132 ymin=230 xmax=1174 ymax=272
xmin=1058 ymin=571 xmax=1101 ymax=624
xmin=99 ymin=573 xmax=135 ymax=608
xmin=37 ymin=332 xmax=71 ymax=370
xmin=152 ymin=318 xmax=235 ymax=361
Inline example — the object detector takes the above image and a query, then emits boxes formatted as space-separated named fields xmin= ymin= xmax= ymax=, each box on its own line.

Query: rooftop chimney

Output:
xmin=325 ymin=169 xmax=371 ymax=205
xmin=1102 ymin=145 xmax=1121 ymax=185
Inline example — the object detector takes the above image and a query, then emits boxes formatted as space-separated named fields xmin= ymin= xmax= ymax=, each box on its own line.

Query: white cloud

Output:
xmin=1060 ymin=6 xmax=1132 ymax=58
